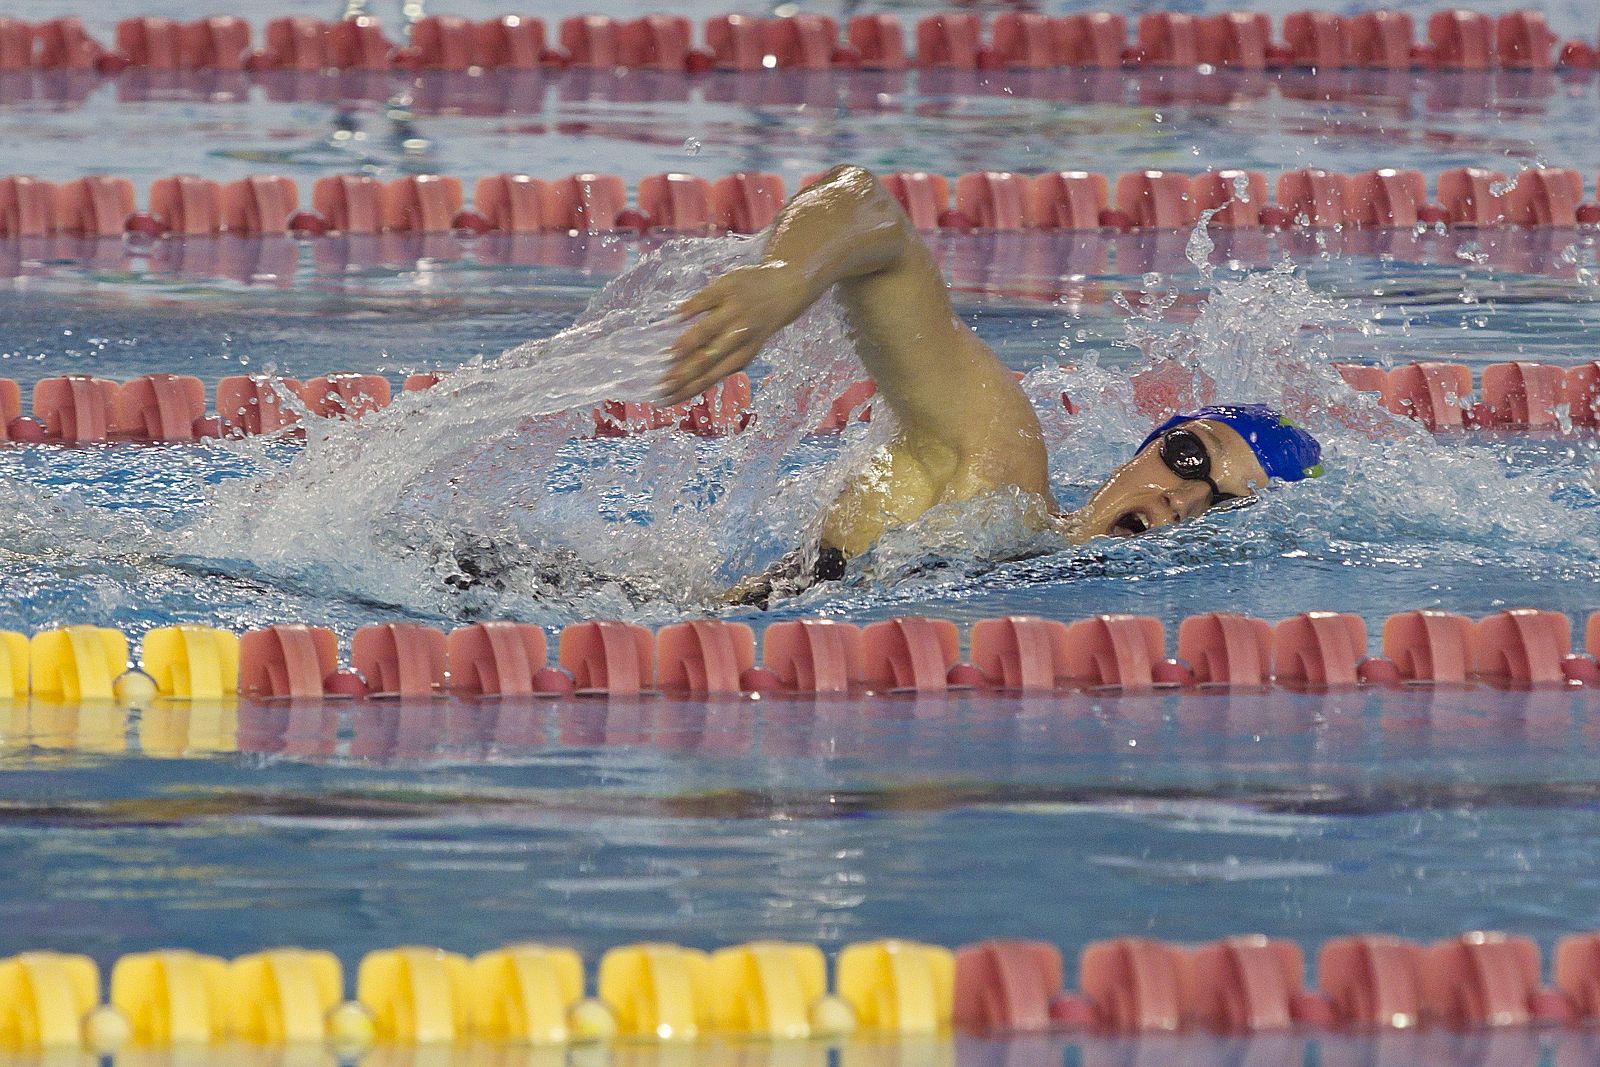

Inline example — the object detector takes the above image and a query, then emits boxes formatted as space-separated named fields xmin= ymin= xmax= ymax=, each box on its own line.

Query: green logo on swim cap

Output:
xmin=1306 ymin=463 xmax=1324 ymax=479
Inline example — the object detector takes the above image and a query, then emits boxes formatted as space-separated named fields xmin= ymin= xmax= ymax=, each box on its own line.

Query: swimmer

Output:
xmin=662 ymin=165 xmax=1322 ymax=607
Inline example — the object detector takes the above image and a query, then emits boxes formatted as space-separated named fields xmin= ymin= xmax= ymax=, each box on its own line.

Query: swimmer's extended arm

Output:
xmin=663 ymin=165 xmax=1038 ymax=456
xmin=668 ymin=164 xmax=1053 ymax=566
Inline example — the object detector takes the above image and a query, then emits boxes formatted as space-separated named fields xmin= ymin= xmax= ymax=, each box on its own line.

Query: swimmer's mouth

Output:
xmin=1110 ymin=511 xmax=1150 ymax=537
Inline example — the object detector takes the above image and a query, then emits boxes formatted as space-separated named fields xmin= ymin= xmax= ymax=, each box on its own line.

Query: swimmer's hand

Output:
xmin=663 ymin=262 xmax=815 ymax=406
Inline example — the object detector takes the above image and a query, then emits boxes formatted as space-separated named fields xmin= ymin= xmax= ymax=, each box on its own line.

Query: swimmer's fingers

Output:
xmin=676 ymin=274 xmax=738 ymax=320
xmin=660 ymin=337 xmax=761 ymax=406
xmin=668 ymin=305 xmax=740 ymax=362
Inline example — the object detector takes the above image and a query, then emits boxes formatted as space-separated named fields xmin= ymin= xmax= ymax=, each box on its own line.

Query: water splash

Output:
xmin=179 ymin=236 xmax=890 ymax=622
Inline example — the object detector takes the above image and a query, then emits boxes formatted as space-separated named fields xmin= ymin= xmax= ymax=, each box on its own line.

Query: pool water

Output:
xmin=4 ymin=0 xmax=1600 ymax=1062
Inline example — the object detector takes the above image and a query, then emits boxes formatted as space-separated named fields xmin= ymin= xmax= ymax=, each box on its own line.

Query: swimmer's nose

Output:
xmin=1167 ymin=480 xmax=1213 ymax=520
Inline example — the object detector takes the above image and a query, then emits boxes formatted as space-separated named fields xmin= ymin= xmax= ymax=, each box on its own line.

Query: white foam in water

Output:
xmin=15 ymin=217 xmax=1599 ymax=624
xmin=179 ymin=236 xmax=890 ymax=620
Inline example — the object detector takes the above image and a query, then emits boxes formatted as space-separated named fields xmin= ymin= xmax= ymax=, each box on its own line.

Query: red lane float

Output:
xmin=1318 ymin=936 xmax=1426 ymax=1029
xmin=1079 ymin=938 xmax=1189 ymax=1032
xmin=656 ymin=620 xmax=756 ymax=695
xmin=954 ymin=941 xmax=1089 ymax=1033
xmin=444 ymin=621 xmax=557 ymax=697
xmin=351 ymin=623 xmax=447 ymax=699
xmin=1272 ymin=612 xmax=1366 ymax=688
xmin=757 ymin=618 xmax=864 ymax=694
xmin=860 ymin=616 xmax=962 ymax=692
xmin=5 ymin=166 xmax=1598 ymax=239
xmin=238 ymin=624 xmax=340 ymax=700
xmin=969 ymin=616 xmax=1074 ymax=691
xmin=4 ymin=10 xmax=1599 ymax=73
xmin=558 ymin=620 xmax=654 ymax=695
xmin=1177 ymin=612 xmax=1273 ymax=686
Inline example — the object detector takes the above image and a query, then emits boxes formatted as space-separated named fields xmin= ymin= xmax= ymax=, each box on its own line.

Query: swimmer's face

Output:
xmin=1071 ymin=420 xmax=1270 ymax=541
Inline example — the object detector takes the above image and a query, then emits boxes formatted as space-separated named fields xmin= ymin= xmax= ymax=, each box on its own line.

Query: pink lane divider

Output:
xmin=1349 ymin=168 xmax=1441 ymax=227
xmin=1566 ymin=363 xmax=1600 ymax=429
xmin=710 ymin=173 xmax=785 ymax=234
xmin=1059 ymin=12 xmax=1127 ymax=68
xmin=955 ymin=941 xmax=1091 ymax=1033
xmin=1026 ymin=171 xmax=1109 ymax=231
xmin=472 ymin=15 xmax=549 ymax=70
xmin=1272 ymin=611 xmax=1366 ymax=688
xmin=847 ymin=14 xmax=906 ymax=70
xmin=1191 ymin=936 xmax=1333 ymax=1032
xmin=257 ymin=17 xmax=328 ymax=72
xmin=217 ymin=375 xmax=302 ymax=436
xmin=969 ymin=616 xmax=1074 ymax=691
xmin=1472 ymin=608 xmax=1595 ymax=686
xmin=473 ymin=174 xmax=554 ymax=233
xmin=327 ymin=16 xmax=392 ymax=71
xmin=1496 ymin=11 xmax=1557 ymax=70
xmin=178 ymin=16 xmax=250 ymax=70
xmin=1382 ymin=361 xmax=1473 ymax=432
xmin=0 ymin=379 xmax=28 ymax=443
xmin=221 ymin=176 xmax=298 ymax=235
xmin=312 ymin=175 xmax=385 ymax=234
xmin=1176 ymin=612 xmax=1273 ymax=686
xmin=1283 ymin=11 xmax=1350 ymax=68
xmin=1504 ymin=167 xmax=1583 ymax=227
xmin=1427 ymin=10 xmax=1493 ymax=69
xmin=300 ymin=373 xmax=390 ymax=419
xmin=58 ymin=176 xmax=135 ymax=237
xmin=0 ymin=18 xmax=31 ymax=71
xmin=547 ymin=173 xmax=629 ymax=232
xmin=1421 ymin=933 xmax=1572 ymax=1027
xmin=404 ymin=373 xmax=443 ymax=392
xmin=33 ymin=375 xmax=117 ymax=444
xmin=238 ymin=624 xmax=340 ymax=700
xmin=409 ymin=15 xmax=474 ymax=70
xmin=954 ymin=172 xmax=1029 ymax=230
xmin=620 ymin=15 xmax=693 ymax=71
xmin=0 ymin=176 xmax=58 ymax=238
xmin=110 ymin=374 xmax=209 ymax=442
xmin=1062 ymin=614 xmax=1178 ymax=689
xmin=1479 ymin=361 xmax=1565 ymax=430
xmin=759 ymin=14 xmax=838 ymax=70
xmin=148 ymin=175 xmax=223 ymax=236
xmin=558 ymin=620 xmax=654 ymax=695
xmin=1198 ymin=12 xmax=1272 ymax=69
xmin=1556 ymin=934 xmax=1600 ymax=1020
xmin=638 ymin=173 xmax=713 ymax=234
xmin=656 ymin=620 xmax=755 ymax=695
xmin=1114 ymin=171 xmax=1196 ymax=230
xmin=879 ymin=172 xmax=951 ymax=231
xmin=1378 ymin=610 xmax=1473 ymax=684
xmin=991 ymin=13 xmax=1059 ymax=69
xmin=559 ymin=15 xmax=621 ymax=67
xmin=1349 ymin=10 xmax=1414 ymax=69
xmin=351 ymin=623 xmax=447 ymax=699
xmin=446 ymin=621 xmax=570 ymax=697
xmin=860 ymin=616 xmax=961 ymax=692
xmin=755 ymin=618 xmax=864 ymax=694
xmin=916 ymin=13 xmax=984 ymax=69
xmin=37 ymin=17 xmax=103 ymax=70
xmin=1319 ymin=935 xmax=1427 ymax=1029
xmin=1136 ymin=12 xmax=1202 ymax=66
xmin=1437 ymin=166 xmax=1511 ymax=227
xmin=1190 ymin=169 xmax=1267 ymax=228
xmin=1079 ymin=938 xmax=1190 ymax=1032
xmin=809 ymin=379 xmax=875 ymax=435
xmin=384 ymin=175 xmax=464 ymax=233
xmin=705 ymin=14 xmax=764 ymax=71
xmin=1334 ymin=363 xmax=1387 ymax=394
xmin=115 ymin=17 xmax=182 ymax=69
xmin=1273 ymin=168 xmax=1350 ymax=229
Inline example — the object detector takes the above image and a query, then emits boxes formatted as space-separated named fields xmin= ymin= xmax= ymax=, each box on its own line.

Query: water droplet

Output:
xmin=683 ymin=137 xmax=702 ymax=157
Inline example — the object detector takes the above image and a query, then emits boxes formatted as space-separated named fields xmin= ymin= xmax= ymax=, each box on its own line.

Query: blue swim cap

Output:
xmin=1138 ymin=404 xmax=1323 ymax=482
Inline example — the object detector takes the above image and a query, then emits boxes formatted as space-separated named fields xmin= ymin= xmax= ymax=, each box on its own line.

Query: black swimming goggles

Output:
xmin=1155 ymin=427 xmax=1238 ymax=507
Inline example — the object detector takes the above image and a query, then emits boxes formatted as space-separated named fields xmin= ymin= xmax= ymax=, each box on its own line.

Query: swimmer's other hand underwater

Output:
xmin=662 ymin=164 xmax=1323 ymax=609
